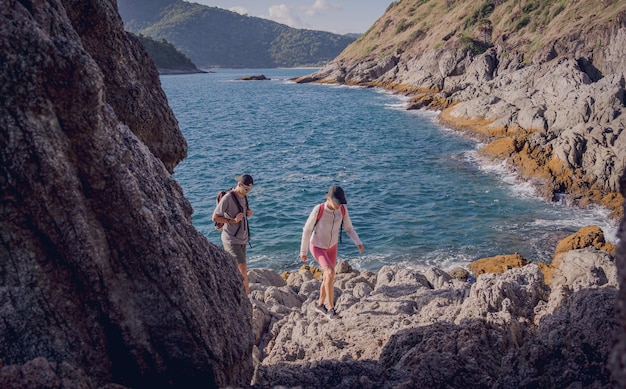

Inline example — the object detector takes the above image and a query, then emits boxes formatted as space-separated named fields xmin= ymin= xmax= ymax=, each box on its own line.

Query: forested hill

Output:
xmin=117 ymin=0 xmax=357 ymax=68
xmin=134 ymin=34 xmax=204 ymax=74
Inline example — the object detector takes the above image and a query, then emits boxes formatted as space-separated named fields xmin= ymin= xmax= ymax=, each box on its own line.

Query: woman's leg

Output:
xmin=310 ymin=244 xmax=338 ymax=308
xmin=318 ymin=274 xmax=326 ymax=307
xmin=323 ymin=265 xmax=336 ymax=309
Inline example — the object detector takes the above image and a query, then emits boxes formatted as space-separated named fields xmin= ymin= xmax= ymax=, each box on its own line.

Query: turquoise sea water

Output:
xmin=162 ymin=68 xmax=617 ymax=273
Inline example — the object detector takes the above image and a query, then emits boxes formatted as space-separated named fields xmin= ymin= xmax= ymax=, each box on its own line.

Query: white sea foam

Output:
xmin=463 ymin=148 xmax=619 ymax=243
xmin=384 ymin=102 xmax=408 ymax=110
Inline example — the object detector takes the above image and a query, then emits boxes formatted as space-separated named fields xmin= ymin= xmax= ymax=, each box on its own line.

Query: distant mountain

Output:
xmin=133 ymin=33 xmax=204 ymax=74
xmin=117 ymin=0 xmax=357 ymax=68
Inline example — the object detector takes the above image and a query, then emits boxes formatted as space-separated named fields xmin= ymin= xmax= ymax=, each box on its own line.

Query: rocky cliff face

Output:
xmin=0 ymin=0 xmax=252 ymax=387
xmin=299 ymin=0 xmax=626 ymax=219
xmin=611 ymin=170 xmax=626 ymax=385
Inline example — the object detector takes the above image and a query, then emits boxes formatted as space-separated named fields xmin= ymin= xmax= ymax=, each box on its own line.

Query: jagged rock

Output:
xmin=0 ymin=1 xmax=252 ymax=387
xmin=554 ymin=225 xmax=616 ymax=256
xmin=0 ymin=357 xmax=96 ymax=389
xmin=423 ymin=266 xmax=453 ymax=289
xmin=336 ymin=259 xmax=353 ymax=274
xmin=63 ymin=0 xmax=187 ymax=173
xmin=249 ymin=268 xmax=288 ymax=288
xmin=459 ymin=264 xmax=546 ymax=324
xmin=540 ymin=225 xmax=616 ymax=286
xmin=504 ymin=287 xmax=619 ymax=388
xmin=252 ymin=241 xmax=617 ymax=387
xmin=610 ymin=168 xmax=626 ymax=386
xmin=284 ymin=267 xmax=315 ymax=286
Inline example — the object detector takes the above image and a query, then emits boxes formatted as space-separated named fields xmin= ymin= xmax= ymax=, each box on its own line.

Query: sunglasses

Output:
xmin=241 ymin=184 xmax=252 ymax=192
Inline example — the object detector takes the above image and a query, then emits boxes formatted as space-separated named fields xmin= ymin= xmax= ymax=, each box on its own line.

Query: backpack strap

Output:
xmin=313 ymin=203 xmax=325 ymax=229
xmin=339 ymin=205 xmax=345 ymax=243
xmin=243 ymin=194 xmax=251 ymax=246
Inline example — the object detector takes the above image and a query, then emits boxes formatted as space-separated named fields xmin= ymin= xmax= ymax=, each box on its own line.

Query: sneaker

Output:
xmin=327 ymin=308 xmax=338 ymax=320
xmin=315 ymin=304 xmax=328 ymax=315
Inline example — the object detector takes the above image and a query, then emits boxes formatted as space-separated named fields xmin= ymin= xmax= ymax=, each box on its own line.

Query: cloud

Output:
xmin=229 ymin=6 xmax=248 ymax=16
xmin=304 ymin=0 xmax=341 ymax=16
xmin=267 ymin=4 xmax=307 ymax=29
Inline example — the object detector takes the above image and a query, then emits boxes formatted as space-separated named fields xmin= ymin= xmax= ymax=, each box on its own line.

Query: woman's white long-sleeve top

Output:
xmin=300 ymin=203 xmax=362 ymax=257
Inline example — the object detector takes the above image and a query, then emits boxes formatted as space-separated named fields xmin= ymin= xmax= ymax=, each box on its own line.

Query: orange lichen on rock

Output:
xmin=553 ymin=225 xmax=615 ymax=257
xmin=539 ymin=225 xmax=615 ymax=286
xmin=479 ymin=137 xmax=517 ymax=159
xmin=407 ymin=92 xmax=454 ymax=110
xmin=468 ymin=253 xmax=531 ymax=276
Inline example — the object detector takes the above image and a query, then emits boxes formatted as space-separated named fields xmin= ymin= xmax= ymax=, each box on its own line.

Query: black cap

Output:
xmin=328 ymin=185 xmax=347 ymax=204
xmin=235 ymin=174 xmax=254 ymax=185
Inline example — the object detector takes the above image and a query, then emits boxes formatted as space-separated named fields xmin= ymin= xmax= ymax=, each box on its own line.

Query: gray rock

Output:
xmin=253 ymin=255 xmax=618 ymax=387
xmin=550 ymin=247 xmax=617 ymax=292
xmin=423 ymin=266 xmax=453 ymax=289
xmin=249 ymin=267 xmax=288 ymax=287
xmin=0 ymin=1 xmax=252 ymax=387
xmin=610 ymin=169 xmax=626 ymax=386
xmin=459 ymin=264 xmax=547 ymax=323
xmin=264 ymin=285 xmax=304 ymax=309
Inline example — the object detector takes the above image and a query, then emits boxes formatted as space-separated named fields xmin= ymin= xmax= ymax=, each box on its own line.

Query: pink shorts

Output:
xmin=309 ymin=243 xmax=338 ymax=269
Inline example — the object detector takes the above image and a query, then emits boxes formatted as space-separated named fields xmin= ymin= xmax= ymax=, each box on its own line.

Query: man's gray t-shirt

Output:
xmin=215 ymin=191 xmax=249 ymax=245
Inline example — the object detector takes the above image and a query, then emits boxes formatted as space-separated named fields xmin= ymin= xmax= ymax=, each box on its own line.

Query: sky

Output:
xmin=191 ymin=1 xmax=392 ymax=35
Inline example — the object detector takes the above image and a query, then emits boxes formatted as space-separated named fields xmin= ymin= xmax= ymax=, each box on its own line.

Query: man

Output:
xmin=212 ymin=174 xmax=254 ymax=294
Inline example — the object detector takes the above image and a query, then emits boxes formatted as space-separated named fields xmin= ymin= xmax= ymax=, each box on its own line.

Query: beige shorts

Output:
xmin=223 ymin=243 xmax=247 ymax=264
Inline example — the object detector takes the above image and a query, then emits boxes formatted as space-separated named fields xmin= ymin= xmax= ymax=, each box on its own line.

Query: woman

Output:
xmin=300 ymin=185 xmax=365 ymax=319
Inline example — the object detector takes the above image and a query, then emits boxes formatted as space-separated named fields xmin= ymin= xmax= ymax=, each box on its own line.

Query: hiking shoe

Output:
xmin=327 ymin=308 xmax=338 ymax=320
xmin=315 ymin=304 xmax=328 ymax=315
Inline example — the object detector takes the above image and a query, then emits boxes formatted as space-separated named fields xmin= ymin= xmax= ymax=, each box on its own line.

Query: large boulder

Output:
xmin=0 ymin=1 xmax=252 ymax=388
xmin=63 ymin=0 xmax=187 ymax=173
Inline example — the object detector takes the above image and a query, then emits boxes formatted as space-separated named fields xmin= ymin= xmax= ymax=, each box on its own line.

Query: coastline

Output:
xmin=436 ymin=105 xmax=625 ymax=221
xmin=297 ymin=75 xmax=624 ymax=224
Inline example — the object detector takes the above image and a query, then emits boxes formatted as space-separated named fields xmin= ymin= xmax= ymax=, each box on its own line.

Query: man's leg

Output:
xmin=238 ymin=262 xmax=250 ymax=294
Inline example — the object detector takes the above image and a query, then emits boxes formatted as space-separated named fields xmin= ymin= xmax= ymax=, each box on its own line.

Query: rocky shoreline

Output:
xmin=249 ymin=226 xmax=619 ymax=388
xmin=294 ymin=10 xmax=626 ymax=221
